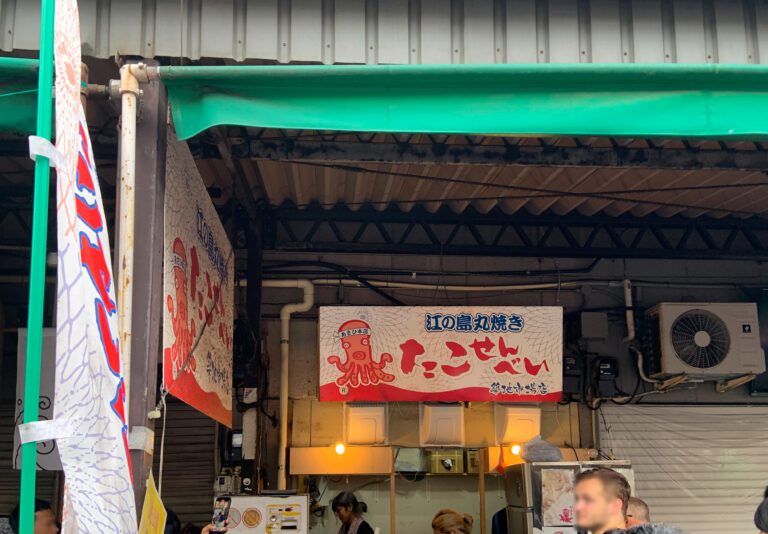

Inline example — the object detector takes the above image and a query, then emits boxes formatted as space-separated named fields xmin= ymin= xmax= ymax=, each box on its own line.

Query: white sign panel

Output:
xmin=319 ymin=306 xmax=563 ymax=402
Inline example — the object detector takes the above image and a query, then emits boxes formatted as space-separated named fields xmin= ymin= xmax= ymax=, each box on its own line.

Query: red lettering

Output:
xmin=80 ymin=233 xmax=116 ymax=314
xmin=469 ymin=337 xmax=496 ymax=361
xmin=498 ymin=338 xmax=519 ymax=357
xmin=96 ymin=300 xmax=120 ymax=375
xmin=493 ymin=361 xmax=521 ymax=375
xmin=76 ymin=152 xmax=95 ymax=193
xmin=446 ymin=341 xmax=467 ymax=358
xmin=524 ymin=358 xmax=550 ymax=376
xmin=79 ymin=123 xmax=92 ymax=167
xmin=441 ymin=361 xmax=472 ymax=377
xmin=399 ymin=339 xmax=425 ymax=374
xmin=75 ymin=195 xmax=102 ymax=231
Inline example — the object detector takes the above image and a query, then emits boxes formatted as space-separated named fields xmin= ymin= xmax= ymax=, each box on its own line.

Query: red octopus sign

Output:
xmin=319 ymin=307 xmax=563 ymax=402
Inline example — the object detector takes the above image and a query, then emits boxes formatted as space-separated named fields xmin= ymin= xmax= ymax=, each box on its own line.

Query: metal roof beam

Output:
xmin=244 ymin=138 xmax=768 ymax=170
xmin=265 ymin=204 xmax=768 ymax=260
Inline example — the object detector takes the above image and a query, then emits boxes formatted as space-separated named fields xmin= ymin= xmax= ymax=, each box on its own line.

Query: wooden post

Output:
xmin=479 ymin=449 xmax=487 ymax=534
xmin=390 ymin=448 xmax=396 ymax=534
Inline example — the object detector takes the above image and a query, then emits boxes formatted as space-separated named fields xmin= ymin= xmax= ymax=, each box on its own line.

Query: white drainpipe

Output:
xmin=620 ymin=278 xmax=659 ymax=384
xmin=261 ymin=279 xmax=314 ymax=490
xmin=117 ymin=65 xmax=140 ymax=423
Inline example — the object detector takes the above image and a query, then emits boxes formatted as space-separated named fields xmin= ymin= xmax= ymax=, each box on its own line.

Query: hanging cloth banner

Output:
xmin=51 ymin=0 xmax=137 ymax=530
xmin=319 ymin=306 xmax=563 ymax=402
xmin=162 ymin=130 xmax=234 ymax=427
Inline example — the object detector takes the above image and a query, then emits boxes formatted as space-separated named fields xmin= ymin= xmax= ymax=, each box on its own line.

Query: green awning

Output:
xmin=159 ymin=63 xmax=768 ymax=141
xmin=0 ymin=58 xmax=39 ymax=134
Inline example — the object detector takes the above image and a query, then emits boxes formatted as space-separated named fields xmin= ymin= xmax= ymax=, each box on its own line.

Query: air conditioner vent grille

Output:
xmin=670 ymin=309 xmax=731 ymax=369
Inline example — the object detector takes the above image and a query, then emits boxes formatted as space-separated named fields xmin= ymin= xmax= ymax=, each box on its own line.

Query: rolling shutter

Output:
xmin=152 ymin=399 xmax=218 ymax=525
xmin=600 ymin=405 xmax=768 ymax=534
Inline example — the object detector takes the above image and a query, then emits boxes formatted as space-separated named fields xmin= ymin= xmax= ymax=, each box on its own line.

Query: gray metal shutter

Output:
xmin=600 ymin=405 xmax=768 ymax=534
xmin=0 ymin=404 xmax=57 ymax=514
xmin=152 ymin=399 xmax=217 ymax=525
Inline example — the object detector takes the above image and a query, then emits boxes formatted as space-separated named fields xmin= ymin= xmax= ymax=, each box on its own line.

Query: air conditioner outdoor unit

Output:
xmin=645 ymin=302 xmax=765 ymax=380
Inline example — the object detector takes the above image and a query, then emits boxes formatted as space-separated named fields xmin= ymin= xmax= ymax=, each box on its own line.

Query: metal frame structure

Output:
xmin=265 ymin=203 xmax=768 ymax=260
xmin=190 ymin=130 xmax=768 ymax=170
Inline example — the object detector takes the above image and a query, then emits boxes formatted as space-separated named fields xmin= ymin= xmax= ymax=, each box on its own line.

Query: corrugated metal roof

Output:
xmin=1 ymin=0 xmax=767 ymax=65
xmin=205 ymin=157 xmax=768 ymax=219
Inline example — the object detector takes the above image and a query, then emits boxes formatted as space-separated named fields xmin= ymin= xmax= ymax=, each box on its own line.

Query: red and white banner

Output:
xmin=319 ymin=306 xmax=563 ymax=402
xmin=52 ymin=0 xmax=137 ymax=531
xmin=162 ymin=131 xmax=233 ymax=427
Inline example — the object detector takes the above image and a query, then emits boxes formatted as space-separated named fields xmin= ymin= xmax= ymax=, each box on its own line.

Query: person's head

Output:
xmin=755 ymin=486 xmax=768 ymax=534
xmin=181 ymin=524 xmax=202 ymax=534
xmin=574 ymin=468 xmax=631 ymax=533
xmin=626 ymin=496 xmax=650 ymax=527
xmin=9 ymin=499 xmax=58 ymax=534
xmin=164 ymin=508 xmax=182 ymax=534
xmin=431 ymin=508 xmax=473 ymax=534
xmin=331 ymin=492 xmax=367 ymax=525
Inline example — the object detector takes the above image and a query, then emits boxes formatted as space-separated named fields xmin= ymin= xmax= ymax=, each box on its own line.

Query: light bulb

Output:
xmin=334 ymin=442 xmax=346 ymax=455
xmin=511 ymin=444 xmax=522 ymax=455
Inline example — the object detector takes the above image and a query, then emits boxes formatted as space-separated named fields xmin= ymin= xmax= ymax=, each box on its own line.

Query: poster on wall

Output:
xmin=162 ymin=130 xmax=234 ymax=427
xmin=319 ymin=306 xmax=562 ymax=402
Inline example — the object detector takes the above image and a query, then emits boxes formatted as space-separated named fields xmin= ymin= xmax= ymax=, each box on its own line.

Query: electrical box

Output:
xmin=592 ymin=357 xmax=620 ymax=397
xmin=563 ymin=353 xmax=586 ymax=396
xmin=465 ymin=450 xmax=482 ymax=474
xmin=394 ymin=448 xmax=428 ymax=473
xmin=581 ymin=312 xmax=609 ymax=339
xmin=429 ymin=450 xmax=464 ymax=474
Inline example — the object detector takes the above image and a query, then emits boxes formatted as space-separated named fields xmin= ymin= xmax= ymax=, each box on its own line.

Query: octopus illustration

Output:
xmin=164 ymin=237 xmax=197 ymax=383
xmin=327 ymin=319 xmax=395 ymax=387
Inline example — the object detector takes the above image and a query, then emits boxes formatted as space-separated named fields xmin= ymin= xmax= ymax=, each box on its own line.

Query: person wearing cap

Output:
xmin=755 ymin=486 xmax=768 ymax=534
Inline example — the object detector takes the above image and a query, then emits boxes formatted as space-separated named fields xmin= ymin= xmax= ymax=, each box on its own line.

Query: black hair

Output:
xmin=9 ymin=499 xmax=53 ymax=534
xmin=331 ymin=491 xmax=368 ymax=516
xmin=164 ymin=508 xmax=182 ymax=534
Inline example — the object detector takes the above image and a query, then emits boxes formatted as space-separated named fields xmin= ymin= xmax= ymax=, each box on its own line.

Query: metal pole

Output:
xmin=20 ymin=0 xmax=55 ymax=531
xmin=117 ymin=65 xmax=140 ymax=424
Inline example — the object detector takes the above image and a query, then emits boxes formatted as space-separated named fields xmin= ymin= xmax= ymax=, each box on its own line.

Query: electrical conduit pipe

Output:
xmin=261 ymin=279 xmax=314 ymax=490
xmin=620 ymin=278 xmax=659 ymax=384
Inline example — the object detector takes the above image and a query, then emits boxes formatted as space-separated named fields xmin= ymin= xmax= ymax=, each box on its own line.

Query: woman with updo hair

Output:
xmin=432 ymin=508 xmax=474 ymax=534
xmin=331 ymin=491 xmax=374 ymax=534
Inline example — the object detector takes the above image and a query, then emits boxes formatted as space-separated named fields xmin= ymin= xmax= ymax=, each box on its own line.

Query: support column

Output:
xmin=120 ymin=59 xmax=168 ymax=511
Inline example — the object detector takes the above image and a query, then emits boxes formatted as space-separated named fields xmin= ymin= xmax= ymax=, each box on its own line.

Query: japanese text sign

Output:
xmin=163 ymin=130 xmax=233 ymax=426
xmin=319 ymin=306 xmax=563 ymax=402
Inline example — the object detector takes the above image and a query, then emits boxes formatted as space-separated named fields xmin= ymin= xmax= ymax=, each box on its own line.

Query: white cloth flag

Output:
xmin=53 ymin=0 xmax=138 ymax=531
